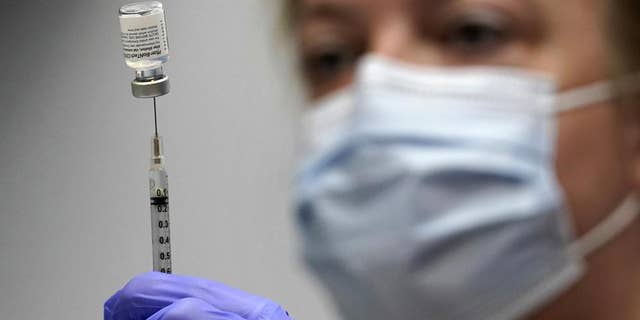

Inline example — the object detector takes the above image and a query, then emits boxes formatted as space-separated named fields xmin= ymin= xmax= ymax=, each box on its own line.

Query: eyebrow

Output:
xmin=295 ymin=1 xmax=363 ymax=25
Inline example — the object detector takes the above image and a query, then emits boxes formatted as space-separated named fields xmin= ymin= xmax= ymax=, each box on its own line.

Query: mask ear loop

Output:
xmin=556 ymin=81 xmax=615 ymax=113
xmin=557 ymin=77 xmax=640 ymax=256
xmin=571 ymin=195 xmax=640 ymax=257
xmin=556 ymin=74 xmax=640 ymax=113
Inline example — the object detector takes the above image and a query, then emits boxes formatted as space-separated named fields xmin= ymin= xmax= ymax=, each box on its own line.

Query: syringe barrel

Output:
xmin=149 ymin=165 xmax=172 ymax=273
xmin=149 ymin=135 xmax=171 ymax=273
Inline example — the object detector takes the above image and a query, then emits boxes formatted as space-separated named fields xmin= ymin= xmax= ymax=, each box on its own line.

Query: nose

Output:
xmin=368 ymin=10 xmax=437 ymax=66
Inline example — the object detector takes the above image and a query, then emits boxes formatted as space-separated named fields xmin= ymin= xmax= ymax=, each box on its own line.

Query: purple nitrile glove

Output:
xmin=104 ymin=272 xmax=292 ymax=320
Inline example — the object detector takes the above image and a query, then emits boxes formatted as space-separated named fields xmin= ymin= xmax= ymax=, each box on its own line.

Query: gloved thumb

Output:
xmin=146 ymin=297 xmax=246 ymax=320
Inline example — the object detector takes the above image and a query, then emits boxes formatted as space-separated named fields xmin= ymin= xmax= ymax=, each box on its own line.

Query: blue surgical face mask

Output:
xmin=295 ymin=55 xmax=640 ymax=320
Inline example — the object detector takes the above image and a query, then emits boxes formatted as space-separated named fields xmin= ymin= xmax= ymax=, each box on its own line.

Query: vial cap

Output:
xmin=132 ymin=76 xmax=170 ymax=98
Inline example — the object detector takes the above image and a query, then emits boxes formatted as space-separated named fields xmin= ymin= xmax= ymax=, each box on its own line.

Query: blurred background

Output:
xmin=0 ymin=0 xmax=337 ymax=318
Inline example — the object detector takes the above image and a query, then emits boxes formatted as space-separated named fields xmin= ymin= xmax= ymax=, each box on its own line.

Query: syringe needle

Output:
xmin=153 ymin=97 xmax=159 ymax=137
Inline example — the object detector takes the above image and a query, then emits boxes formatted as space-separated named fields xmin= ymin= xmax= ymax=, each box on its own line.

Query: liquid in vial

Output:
xmin=119 ymin=1 xmax=169 ymax=71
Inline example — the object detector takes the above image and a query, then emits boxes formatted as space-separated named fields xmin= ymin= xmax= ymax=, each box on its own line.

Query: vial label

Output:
xmin=120 ymin=12 xmax=169 ymax=62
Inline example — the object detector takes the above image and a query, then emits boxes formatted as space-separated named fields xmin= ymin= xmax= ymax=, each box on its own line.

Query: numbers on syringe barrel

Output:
xmin=158 ymin=219 xmax=169 ymax=228
xmin=156 ymin=188 xmax=168 ymax=197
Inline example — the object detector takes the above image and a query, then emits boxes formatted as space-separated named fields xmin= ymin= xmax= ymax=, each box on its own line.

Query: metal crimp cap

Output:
xmin=131 ymin=67 xmax=171 ymax=98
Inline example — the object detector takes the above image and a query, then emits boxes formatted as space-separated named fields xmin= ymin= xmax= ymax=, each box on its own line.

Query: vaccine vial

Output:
xmin=119 ymin=1 xmax=169 ymax=71
xmin=119 ymin=1 xmax=170 ymax=98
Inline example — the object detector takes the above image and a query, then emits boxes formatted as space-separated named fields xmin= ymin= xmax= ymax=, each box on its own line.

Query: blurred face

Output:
xmin=293 ymin=0 xmax=640 ymax=318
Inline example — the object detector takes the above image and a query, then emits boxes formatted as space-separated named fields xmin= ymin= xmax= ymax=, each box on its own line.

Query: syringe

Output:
xmin=118 ymin=1 xmax=173 ymax=274
xmin=149 ymin=97 xmax=172 ymax=273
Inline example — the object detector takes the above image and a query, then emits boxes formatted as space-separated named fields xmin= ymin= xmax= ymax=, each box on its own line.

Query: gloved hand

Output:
xmin=104 ymin=272 xmax=292 ymax=320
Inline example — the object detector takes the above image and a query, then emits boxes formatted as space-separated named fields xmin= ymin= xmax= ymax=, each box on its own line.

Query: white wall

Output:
xmin=0 ymin=1 xmax=337 ymax=319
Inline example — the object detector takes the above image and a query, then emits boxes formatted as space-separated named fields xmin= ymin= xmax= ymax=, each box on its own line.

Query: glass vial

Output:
xmin=119 ymin=1 xmax=169 ymax=72
xmin=119 ymin=1 xmax=170 ymax=98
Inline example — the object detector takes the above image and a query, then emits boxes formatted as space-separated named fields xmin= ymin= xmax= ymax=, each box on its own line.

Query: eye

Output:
xmin=440 ymin=12 xmax=511 ymax=55
xmin=302 ymin=45 xmax=360 ymax=86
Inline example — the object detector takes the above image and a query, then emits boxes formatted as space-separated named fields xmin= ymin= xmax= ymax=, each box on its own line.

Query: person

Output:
xmin=104 ymin=0 xmax=640 ymax=319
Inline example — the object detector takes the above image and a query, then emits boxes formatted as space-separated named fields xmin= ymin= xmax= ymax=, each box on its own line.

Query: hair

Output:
xmin=609 ymin=0 xmax=640 ymax=74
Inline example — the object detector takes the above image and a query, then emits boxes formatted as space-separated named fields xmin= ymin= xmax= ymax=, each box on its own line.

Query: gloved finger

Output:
xmin=105 ymin=272 xmax=292 ymax=320
xmin=104 ymin=284 xmax=174 ymax=320
xmin=146 ymin=297 xmax=246 ymax=320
